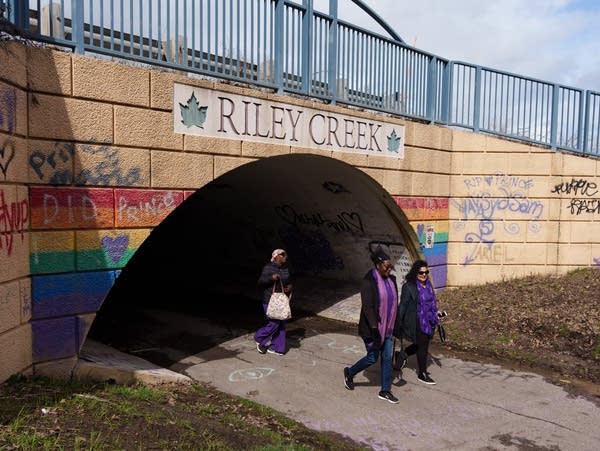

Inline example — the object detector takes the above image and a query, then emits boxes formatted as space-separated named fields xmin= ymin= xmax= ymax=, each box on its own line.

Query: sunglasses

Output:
xmin=418 ymin=270 xmax=430 ymax=275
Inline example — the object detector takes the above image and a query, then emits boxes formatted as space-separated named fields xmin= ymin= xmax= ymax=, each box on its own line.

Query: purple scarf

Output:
xmin=416 ymin=279 xmax=439 ymax=335
xmin=372 ymin=268 xmax=398 ymax=340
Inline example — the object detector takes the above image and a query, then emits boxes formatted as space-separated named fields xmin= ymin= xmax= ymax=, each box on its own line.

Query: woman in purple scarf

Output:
xmin=343 ymin=248 xmax=399 ymax=404
xmin=395 ymin=259 xmax=439 ymax=385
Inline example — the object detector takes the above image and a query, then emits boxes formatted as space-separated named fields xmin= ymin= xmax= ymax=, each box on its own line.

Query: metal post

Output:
xmin=301 ymin=0 xmax=313 ymax=95
xmin=274 ymin=0 xmax=284 ymax=93
xmin=582 ymin=90 xmax=590 ymax=154
xmin=327 ymin=0 xmax=338 ymax=104
xmin=426 ymin=57 xmax=437 ymax=123
xmin=71 ymin=0 xmax=84 ymax=53
xmin=440 ymin=60 xmax=451 ymax=125
xmin=473 ymin=66 xmax=482 ymax=132
xmin=550 ymin=84 xmax=559 ymax=149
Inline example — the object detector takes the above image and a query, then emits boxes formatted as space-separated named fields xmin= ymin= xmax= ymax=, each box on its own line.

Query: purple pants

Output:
xmin=254 ymin=302 xmax=287 ymax=353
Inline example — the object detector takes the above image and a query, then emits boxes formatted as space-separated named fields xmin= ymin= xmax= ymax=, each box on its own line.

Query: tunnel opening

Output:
xmin=88 ymin=154 xmax=418 ymax=368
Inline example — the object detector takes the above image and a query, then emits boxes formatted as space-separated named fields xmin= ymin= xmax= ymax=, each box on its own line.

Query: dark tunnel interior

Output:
xmin=88 ymin=153 xmax=417 ymax=367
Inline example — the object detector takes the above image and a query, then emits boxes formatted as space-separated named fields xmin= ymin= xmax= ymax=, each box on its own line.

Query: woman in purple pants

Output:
xmin=254 ymin=249 xmax=293 ymax=355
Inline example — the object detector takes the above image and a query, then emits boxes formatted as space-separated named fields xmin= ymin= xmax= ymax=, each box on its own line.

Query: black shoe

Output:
xmin=418 ymin=372 xmax=436 ymax=385
xmin=378 ymin=391 xmax=399 ymax=404
xmin=256 ymin=342 xmax=268 ymax=354
xmin=343 ymin=367 xmax=354 ymax=390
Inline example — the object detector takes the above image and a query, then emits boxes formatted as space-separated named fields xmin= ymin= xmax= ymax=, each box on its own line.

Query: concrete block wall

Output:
xmin=0 ymin=40 xmax=598 ymax=381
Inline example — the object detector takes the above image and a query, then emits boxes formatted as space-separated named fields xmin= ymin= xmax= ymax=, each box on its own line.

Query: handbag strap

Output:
xmin=271 ymin=277 xmax=285 ymax=293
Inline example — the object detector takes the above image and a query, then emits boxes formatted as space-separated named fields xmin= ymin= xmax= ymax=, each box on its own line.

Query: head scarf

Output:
xmin=271 ymin=249 xmax=286 ymax=262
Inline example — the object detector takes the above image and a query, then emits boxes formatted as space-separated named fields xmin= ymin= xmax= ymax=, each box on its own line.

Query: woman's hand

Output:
xmin=272 ymin=273 xmax=280 ymax=281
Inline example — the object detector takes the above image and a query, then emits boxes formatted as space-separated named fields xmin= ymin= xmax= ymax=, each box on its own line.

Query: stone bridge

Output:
xmin=0 ymin=41 xmax=598 ymax=381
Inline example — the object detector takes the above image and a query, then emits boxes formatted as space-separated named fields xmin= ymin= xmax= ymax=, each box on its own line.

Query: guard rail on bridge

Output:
xmin=2 ymin=0 xmax=599 ymax=157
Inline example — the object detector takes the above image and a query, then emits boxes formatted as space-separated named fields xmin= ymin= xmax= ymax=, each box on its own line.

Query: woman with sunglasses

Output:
xmin=395 ymin=259 xmax=440 ymax=385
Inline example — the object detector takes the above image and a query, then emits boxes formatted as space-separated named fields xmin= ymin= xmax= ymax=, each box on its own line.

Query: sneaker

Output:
xmin=418 ymin=372 xmax=436 ymax=385
xmin=267 ymin=348 xmax=284 ymax=355
xmin=343 ymin=367 xmax=354 ymax=390
xmin=256 ymin=342 xmax=268 ymax=354
xmin=378 ymin=391 xmax=399 ymax=404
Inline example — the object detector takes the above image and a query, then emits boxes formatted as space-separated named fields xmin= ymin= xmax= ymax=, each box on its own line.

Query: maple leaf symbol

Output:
xmin=387 ymin=129 xmax=401 ymax=153
xmin=179 ymin=92 xmax=208 ymax=128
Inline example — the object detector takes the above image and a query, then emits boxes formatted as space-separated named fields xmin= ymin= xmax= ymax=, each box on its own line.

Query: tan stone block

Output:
xmin=557 ymin=221 xmax=571 ymax=243
xmin=411 ymin=173 xmax=448 ymax=197
xmin=28 ymin=140 xmax=75 ymax=185
xmin=360 ymin=167 xmax=384 ymax=186
xmin=115 ymin=106 xmax=183 ymax=150
xmin=508 ymin=153 xmax=552 ymax=175
xmin=29 ymin=95 xmax=112 ymax=142
xmin=184 ymin=134 xmax=242 ymax=156
xmin=445 ymin=264 xmax=482 ymax=287
xmin=592 ymin=245 xmax=600 ymax=264
xmin=73 ymin=56 xmax=150 ymax=106
xmin=451 ymin=129 xmax=487 ymax=152
xmin=367 ymin=154 xmax=402 ymax=170
xmin=34 ymin=356 xmax=78 ymax=379
xmin=0 ymin=41 xmax=27 ymax=88
xmin=290 ymin=146 xmax=333 ymax=158
xmin=546 ymin=243 xmax=558 ymax=265
xmin=556 ymin=243 xmax=591 ymax=265
xmin=405 ymin=148 xmax=451 ymax=174
xmin=151 ymin=151 xmax=213 ymax=189
xmin=485 ymin=136 xmax=530 ymax=154
xmin=0 ymin=82 xmax=26 ymax=136
xmin=214 ymin=156 xmax=256 ymax=179
xmin=0 ymin=231 xmax=29 ymax=283
xmin=569 ymin=222 xmax=600 ymax=243
xmin=547 ymin=198 xmax=564 ymax=220
xmin=382 ymin=170 xmax=412 ymax=196
xmin=0 ymin=280 xmax=21 ymax=334
xmin=503 ymin=242 xmax=548 ymax=265
xmin=332 ymin=151 xmax=368 ymax=167
xmin=524 ymin=220 xmax=556 ymax=243
xmin=460 ymin=152 xmax=510 ymax=174
xmin=74 ymin=144 xmax=150 ymax=187
xmin=0 ymin=324 xmax=32 ymax=383
xmin=26 ymin=46 xmax=72 ymax=95
xmin=560 ymin=153 xmax=597 ymax=176
xmin=0 ymin=135 xmax=27 ymax=183
xmin=410 ymin=122 xmax=444 ymax=149
xmin=20 ymin=278 xmax=32 ymax=323
xmin=241 ymin=141 xmax=290 ymax=158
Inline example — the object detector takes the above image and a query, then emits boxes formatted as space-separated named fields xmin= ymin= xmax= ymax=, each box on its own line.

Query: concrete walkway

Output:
xmin=77 ymin=314 xmax=600 ymax=450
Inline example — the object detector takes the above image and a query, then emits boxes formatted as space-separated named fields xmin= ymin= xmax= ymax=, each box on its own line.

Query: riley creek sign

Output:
xmin=173 ymin=83 xmax=404 ymax=158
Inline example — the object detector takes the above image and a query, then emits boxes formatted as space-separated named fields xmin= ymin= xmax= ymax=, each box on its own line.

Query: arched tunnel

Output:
xmin=89 ymin=154 xmax=419 ymax=367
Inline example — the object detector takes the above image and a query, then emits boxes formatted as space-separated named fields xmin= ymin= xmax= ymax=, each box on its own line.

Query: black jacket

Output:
xmin=257 ymin=262 xmax=291 ymax=304
xmin=358 ymin=269 xmax=398 ymax=339
xmin=394 ymin=281 xmax=419 ymax=342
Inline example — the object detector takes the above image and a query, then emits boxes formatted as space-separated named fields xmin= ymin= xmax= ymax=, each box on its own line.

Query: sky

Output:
xmin=318 ymin=0 xmax=600 ymax=92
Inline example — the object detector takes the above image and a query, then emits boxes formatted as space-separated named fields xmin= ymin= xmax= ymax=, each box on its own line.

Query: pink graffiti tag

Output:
xmin=0 ymin=190 xmax=29 ymax=256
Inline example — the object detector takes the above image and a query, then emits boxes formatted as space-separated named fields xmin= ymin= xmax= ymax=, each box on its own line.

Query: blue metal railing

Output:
xmin=3 ymin=0 xmax=599 ymax=157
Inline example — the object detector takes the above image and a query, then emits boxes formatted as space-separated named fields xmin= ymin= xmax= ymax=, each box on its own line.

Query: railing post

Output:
xmin=582 ymin=90 xmax=590 ymax=154
xmin=71 ymin=0 xmax=84 ymax=53
xmin=301 ymin=0 xmax=313 ymax=95
xmin=426 ymin=57 xmax=437 ymax=123
xmin=8 ymin=0 xmax=27 ymax=31
xmin=327 ymin=0 xmax=338 ymax=104
xmin=274 ymin=0 xmax=284 ymax=93
xmin=443 ymin=61 xmax=454 ymax=125
xmin=550 ymin=84 xmax=559 ymax=149
xmin=473 ymin=66 xmax=481 ymax=133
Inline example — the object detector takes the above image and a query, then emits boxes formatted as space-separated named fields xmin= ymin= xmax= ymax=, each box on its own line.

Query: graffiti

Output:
xmin=453 ymin=188 xmax=544 ymax=221
xmin=322 ymin=181 xmax=350 ymax=194
xmin=568 ymin=199 xmax=600 ymax=215
xmin=117 ymin=191 xmax=181 ymax=224
xmin=0 ymin=138 xmax=15 ymax=178
xmin=551 ymin=178 xmax=597 ymax=197
xmin=275 ymin=204 xmax=365 ymax=236
xmin=228 ymin=367 xmax=274 ymax=382
xmin=29 ymin=142 xmax=74 ymax=184
xmin=279 ymin=226 xmax=344 ymax=275
xmin=101 ymin=235 xmax=129 ymax=263
xmin=0 ymin=85 xmax=16 ymax=134
xmin=455 ymin=174 xmax=542 ymax=265
xmin=20 ymin=283 xmax=31 ymax=318
xmin=0 ymin=190 xmax=28 ymax=256
xmin=593 ymin=257 xmax=600 ymax=266
xmin=75 ymin=144 xmax=142 ymax=185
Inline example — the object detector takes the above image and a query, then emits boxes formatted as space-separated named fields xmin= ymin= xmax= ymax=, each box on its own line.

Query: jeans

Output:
xmin=348 ymin=336 xmax=394 ymax=392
